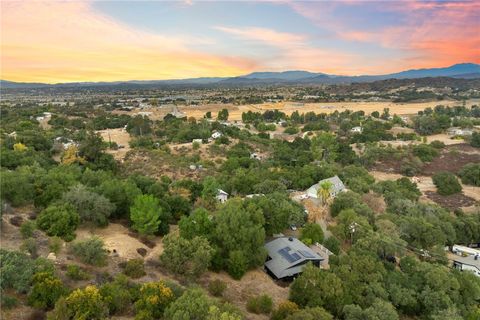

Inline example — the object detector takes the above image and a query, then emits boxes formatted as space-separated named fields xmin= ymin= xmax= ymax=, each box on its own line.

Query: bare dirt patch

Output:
xmin=75 ymin=223 xmax=163 ymax=261
xmin=422 ymin=144 xmax=480 ymax=175
xmin=97 ymin=128 xmax=132 ymax=161
xmin=200 ymin=270 xmax=289 ymax=320
xmin=424 ymin=191 xmax=477 ymax=210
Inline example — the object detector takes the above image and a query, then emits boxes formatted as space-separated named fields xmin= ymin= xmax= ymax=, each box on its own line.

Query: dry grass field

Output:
xmin=115 ymin=99 xmax=479 ymax=122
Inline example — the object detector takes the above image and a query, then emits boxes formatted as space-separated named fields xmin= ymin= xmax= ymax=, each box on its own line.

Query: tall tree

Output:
xmin=130 ymin=195 xmax=162 ymax=236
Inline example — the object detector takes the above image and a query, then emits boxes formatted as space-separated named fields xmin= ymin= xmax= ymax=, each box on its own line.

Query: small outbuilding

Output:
xmin=216 ymin=189 xmax=229 ymax=203
xmin=264 ymin=237 xmax=323 ymax=280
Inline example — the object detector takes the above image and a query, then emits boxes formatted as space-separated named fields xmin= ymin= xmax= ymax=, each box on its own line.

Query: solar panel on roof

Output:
xmin=299 ymin=250 xmax=316 ymax=258
xmin=278 ymin=247 xmax=301 ymax=263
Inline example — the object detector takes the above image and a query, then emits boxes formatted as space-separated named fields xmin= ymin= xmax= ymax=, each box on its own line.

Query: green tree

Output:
xmin=165 ymin=289 xmax=210 ymax=319
xmin=317 ymin=180 xmax=333 ymax=205
xmin=432 ymin=172 xmax=462 ymax=195
xmin=130 ymin=195 xmax=162 ymax=236
xmin=213 ymin=199 xmax=266 ymax=277
xmin=160 ymin=234 xmax=213 ymax=278
xmin=470 ymin=132 xmax=480 ymax=148
xmin=310 ymin=133 xmax=339 ymax=162
xmin=458 ymin=163 xmax=480 ymax=186
xmin=96 ymin=179 xmax=141 ymax=219
xmin=179 ymin=208 xmax=215 ymax=240
xmin=290 ymin=264 xmax=343 ymax=314
xmin=300 ymin=223 xmax=324 ymax=245
xmin=37 ymin=203 xmax=79 ymax=241
xmin=217 ymin=109 xmax=229 ymax=121
xmin=63 ymin=184 xmax=115 ymax=227
xmin=343 ymin=299 xmax=398 ymax=320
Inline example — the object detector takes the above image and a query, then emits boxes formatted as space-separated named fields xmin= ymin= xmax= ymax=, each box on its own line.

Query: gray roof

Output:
xmin=307 ymin=176 xmax=345 ymax=195
xmin=264 ymin=237 xmax=323 ymax=279
xmin=452 ymin=254 xmax=480 ymax=270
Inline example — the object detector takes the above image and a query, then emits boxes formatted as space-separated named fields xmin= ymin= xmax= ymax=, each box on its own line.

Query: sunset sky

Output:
xmin=1 ymin=0 xmax=479 ymax=83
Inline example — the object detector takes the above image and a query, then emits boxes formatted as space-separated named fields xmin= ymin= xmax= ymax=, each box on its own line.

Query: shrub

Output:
xmin=458 ymin=163 xmax=480 ymax=186
xmin=227 ymin=250 xmax=248 ymax=280
xmin=134 ymin=281 xmax=175 ymax=320
xmin=430 ymin=140 xmax=445 ymax=149
xmin=49 ymin=236 xmax=63 ymax=254
xmin=71 ymin=237 xmax=107 ymax=266
xmin=21 ymin=238 xmax=38 ymax=258
xmin=49 ymin=285 xmax=108 ymax=320
xmin=28 ymin=272 xmax=67 ymax=309
xmin=284 ymin=127 xmax=299 ymax=135
xmin=0 ymin=249 xmax=47 ymax=293
xmin=246 ymin=294 xmax=273 ymax=314
xmin=160 ymin=234 xmax=213 ymax=279
xmin=412 ymin=144 xmax=439 ymax=162
xmin=66 ymin=264 xmax=90 ymax=281
xmin=123 ymin=259 xmax=146 ymax=279
xmin=323 ymin=236 xmax=340 ymax=255
xmin=432 ymin=172 xmax=462 ymax=195
xmin=36 ymin=203 xmax=79 ymax=241
xmin=20 ymin=220 xmax=36 ymax=239
xmin=208 ymin=279 xmax=227 ymax=297
xmin=1 ymin=295 xmax=18 ymax=310
xmin=300 ymin=223 xmax=324 ymax=245
xmin=471 ymin=132 xmax=480 ymax=148
xmin=99 ymin=275 xmax=135 ymax=316
xmin=271 ymin=301 xmax=300 ymax=320
xmin=63 ymin=184 xmax=114 ymax=227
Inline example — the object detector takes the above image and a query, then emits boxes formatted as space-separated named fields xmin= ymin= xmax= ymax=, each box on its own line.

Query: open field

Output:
xmin=113 ymin=99 xmax=480 ymax=122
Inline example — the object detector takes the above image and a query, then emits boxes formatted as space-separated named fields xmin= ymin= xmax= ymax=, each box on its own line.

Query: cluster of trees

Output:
xmin=2 ymin=101 xmax=480 ymax=319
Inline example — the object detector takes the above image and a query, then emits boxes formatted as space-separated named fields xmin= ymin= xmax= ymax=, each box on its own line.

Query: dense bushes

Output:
xmin=458 ymin=163 xmax=480 ymax=186
xmin=36 ymin=203 xmax=79 ymax=241
xmin=123 ymin=259 xmax=146 ymax=279
xmin=246 ymin=294 xmax=273 ymax=314
xmin=160 ymin=234 xmax=213 ymax=278
xmin=432 ymin=172 xmax=462 ymax=195
xmin=71 ymin=237 xmax=107 ymax=266
xmin=300 ymin=223 xmax=324 ymax=245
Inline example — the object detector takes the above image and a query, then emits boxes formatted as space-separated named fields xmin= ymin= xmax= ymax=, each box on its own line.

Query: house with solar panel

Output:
xmin=264 ymin=237 xmax=324 ymax=280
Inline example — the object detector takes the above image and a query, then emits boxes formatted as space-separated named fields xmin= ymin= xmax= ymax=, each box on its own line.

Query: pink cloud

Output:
xmin=289 ymin=0 xmax=480 ymax=72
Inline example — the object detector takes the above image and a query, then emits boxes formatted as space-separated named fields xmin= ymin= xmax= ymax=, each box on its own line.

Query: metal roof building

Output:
xmin=306 ymin=175 xmax=346 ymax=199
xmin=264 ymin=237 xmax=323 ymax=280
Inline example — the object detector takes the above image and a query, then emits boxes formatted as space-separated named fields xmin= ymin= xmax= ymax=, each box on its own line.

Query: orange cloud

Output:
xmin=0 ymin=1 xmax=257 ymax=83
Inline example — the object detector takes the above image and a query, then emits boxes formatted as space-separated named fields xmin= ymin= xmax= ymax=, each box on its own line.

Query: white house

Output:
xmin=350 ymin=126 xmax=363 ymax=133
xmin=211 ymin=131 xmax=223 ymax=139
xmin=447 ymin=127 xmax=473 ymax=136
xmin=216 ymin=189 xmax=229 ymax=203
xmin=306 ymin=176 xmax=346 ymax=199
xmin=451 ymin=245 xmax=480 ymax=277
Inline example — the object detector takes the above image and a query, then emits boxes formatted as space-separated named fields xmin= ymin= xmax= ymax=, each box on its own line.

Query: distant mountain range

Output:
xmin=2 ymin=63 xmax=479 ymax=89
